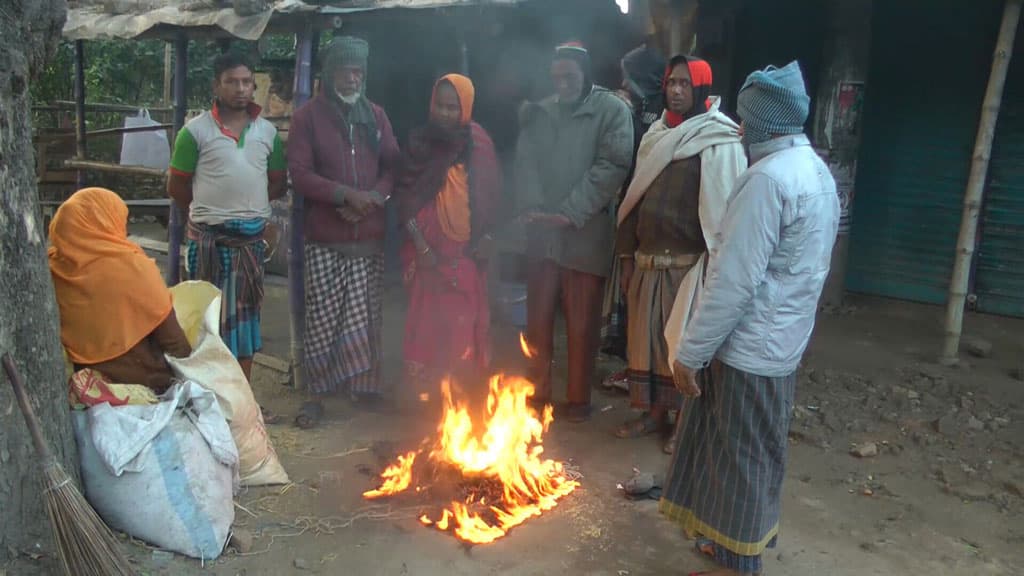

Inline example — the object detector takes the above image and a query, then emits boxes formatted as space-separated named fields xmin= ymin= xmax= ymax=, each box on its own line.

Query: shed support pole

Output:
xmin=289 ymin=24 xmax=316 ymax=390
xmin=167 ymin=34 xmax=189 ymax=286
xmin=74 ymin=40 xmax=87 ymax=190
xmin=941 ymin=0 xmax=1021 ymax=363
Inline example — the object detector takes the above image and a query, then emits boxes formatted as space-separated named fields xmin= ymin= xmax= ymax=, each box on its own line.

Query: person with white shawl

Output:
xmin=613 ymin=55 xmax=746 ymax=453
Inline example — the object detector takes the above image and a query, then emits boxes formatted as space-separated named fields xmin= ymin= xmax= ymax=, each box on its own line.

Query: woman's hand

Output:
xmin=473 ymin=234 xmax=496 ymax=261
xmin=417 ymin=246 xmax=438 ymax=269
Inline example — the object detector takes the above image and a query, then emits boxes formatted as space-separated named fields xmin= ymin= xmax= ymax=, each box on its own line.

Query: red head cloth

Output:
xmin=663 ymin=55 xmax=713 ymax=128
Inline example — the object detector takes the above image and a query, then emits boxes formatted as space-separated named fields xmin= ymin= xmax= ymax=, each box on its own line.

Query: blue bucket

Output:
xmin=496 ymin=282 xmax=528 ymax=328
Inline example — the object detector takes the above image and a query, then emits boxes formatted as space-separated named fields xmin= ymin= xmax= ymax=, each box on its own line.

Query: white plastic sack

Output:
xmin=73 ymin=381 xmax=236 ymax=561
xmin=168 ymin=281 xmax=290 ymax=486
xmin=119 ymin=109 xmax=169 ymax=170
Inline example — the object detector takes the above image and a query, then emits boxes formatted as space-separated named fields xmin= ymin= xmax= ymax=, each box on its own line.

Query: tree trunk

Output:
xmin=0 ymin=0 xmax=73 ymax=565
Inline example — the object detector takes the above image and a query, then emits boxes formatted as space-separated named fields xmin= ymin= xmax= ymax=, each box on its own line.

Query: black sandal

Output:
xmin=260 ymin=405 xmax=282 ymax=425
xmin=294 ymin=401 xmax=324 ymax=429
xmin=615 ymin=413 xmax=661 ymax=439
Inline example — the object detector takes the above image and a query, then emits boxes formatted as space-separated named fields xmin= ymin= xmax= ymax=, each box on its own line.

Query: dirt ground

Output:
xmin=6 ymin=252 xmax=1024 ymax=575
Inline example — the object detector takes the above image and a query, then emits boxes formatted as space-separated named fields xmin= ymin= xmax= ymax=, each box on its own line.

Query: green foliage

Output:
xmin=29 ymin=37 xmax=300 ymax=112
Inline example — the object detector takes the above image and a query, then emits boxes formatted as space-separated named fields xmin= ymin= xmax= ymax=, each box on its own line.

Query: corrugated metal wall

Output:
xmin=846 ymin=0 xmax=1007 ymax=306
xmin=975 ymin=16 xmax=1024 ymax=317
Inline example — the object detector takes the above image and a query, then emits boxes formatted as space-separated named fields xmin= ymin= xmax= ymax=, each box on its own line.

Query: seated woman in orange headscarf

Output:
xmin=49 ymin=187 xmax=192 ymax=393
xmin=396 ymin=74 xmax=502 ymax=392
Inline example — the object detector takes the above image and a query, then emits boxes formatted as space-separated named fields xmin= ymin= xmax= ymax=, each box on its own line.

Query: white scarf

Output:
xmin=614 ymin=98 xmax=748 ymax=372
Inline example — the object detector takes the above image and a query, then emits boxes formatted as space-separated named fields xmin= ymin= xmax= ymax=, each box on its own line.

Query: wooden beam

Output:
xmin=38 ymin=124 xmax=172 ymax=142
xmin=45 ymin=101 xmax=174 ymax=113
xmin=63 ymin=159 xmax=167 ymax=178
xmin=941 ymin=0 xmax=1021 ymax=363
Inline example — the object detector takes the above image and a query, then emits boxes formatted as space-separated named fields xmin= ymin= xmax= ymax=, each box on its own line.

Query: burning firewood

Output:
xmin=363 ymin=374 xmax=578 ymax=544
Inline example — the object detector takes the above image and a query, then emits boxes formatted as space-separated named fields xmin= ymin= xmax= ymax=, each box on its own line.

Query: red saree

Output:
xmin=398 ymin=75 xmax=501 ymax=386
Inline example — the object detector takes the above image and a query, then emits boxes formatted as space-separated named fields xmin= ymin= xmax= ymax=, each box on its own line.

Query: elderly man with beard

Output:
xmin=515 ymin=42 xmax=634 ymax=422
xmin=613 ymin=55 xmax=746 ymax=454
xmin=661 ymin=61 xmax=839 ymax=576
xmin=288 ymin=37 xmax=400 ymax=426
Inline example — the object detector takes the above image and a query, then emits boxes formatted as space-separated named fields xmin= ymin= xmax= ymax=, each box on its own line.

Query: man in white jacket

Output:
xmin=660 ymin=61 xmax=839 ymax=576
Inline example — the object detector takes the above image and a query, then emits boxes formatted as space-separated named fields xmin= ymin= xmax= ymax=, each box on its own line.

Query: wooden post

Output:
xmin=163 ymin=43 xmax=172 ymax=106
xmin=941 ymin=0 xmax=1021 ymax=364
xmin=167 ymin=34 xmax=189 ymax=287
xmin=73 ymin=40 xmax=87 ymax=190
xmin=289 ymin=23 xmax=316 ymax=390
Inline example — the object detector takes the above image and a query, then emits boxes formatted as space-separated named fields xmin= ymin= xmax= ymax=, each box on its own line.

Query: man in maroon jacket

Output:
xmin=288 ymin=36 xmax=400 ymax=424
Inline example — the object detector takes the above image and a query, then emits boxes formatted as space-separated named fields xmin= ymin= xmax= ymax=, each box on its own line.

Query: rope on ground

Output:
xmin=230 ymin=505 xmax=423 ymax=557
xmin=291 ymin=447 xmax=370 ymax=460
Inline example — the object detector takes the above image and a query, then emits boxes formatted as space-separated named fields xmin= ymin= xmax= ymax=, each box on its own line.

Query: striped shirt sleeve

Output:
xmin=169 ymin=127 xmax=199 ymax=176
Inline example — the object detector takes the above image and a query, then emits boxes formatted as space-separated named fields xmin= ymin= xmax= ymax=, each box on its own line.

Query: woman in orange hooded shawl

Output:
xmin=396 ymin=74 xmax=502 ymax=392
xmin=49 ymin=187 xmax=191 ymax=392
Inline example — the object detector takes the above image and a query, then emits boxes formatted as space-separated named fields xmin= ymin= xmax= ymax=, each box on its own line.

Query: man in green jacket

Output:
xmin=516 ymin=42 xmax=634 ymax=422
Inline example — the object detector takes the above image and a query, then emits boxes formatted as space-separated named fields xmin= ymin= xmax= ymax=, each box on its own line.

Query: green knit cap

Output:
xmin=322 ymin=36 xmax=369 ymax=72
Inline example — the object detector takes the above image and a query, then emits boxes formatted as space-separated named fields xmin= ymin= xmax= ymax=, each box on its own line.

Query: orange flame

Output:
xmin=519 ymin=333 xmax=536 ymax=359
xmin=362 ymin=451 xmax=417 ymax=499
xmin=364 ymin=375 xmax=578 ymax=544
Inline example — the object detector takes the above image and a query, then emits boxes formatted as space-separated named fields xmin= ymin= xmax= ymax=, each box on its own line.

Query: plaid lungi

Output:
xmin=303 ymin=244 xmax=384 ymax=397
xmin=659 ymin=360 xmax=796 ymax=574
xmin=186 ymin=219 xmax=266 ymax=359
xmin=625 ymin=264 xmax=692 ymax=411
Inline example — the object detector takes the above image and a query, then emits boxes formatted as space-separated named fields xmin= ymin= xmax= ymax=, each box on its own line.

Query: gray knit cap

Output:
xmin=322 ymin=36 xmax=369 ymax=72
xmin=736 ymin=61 xmax=810 ymax=144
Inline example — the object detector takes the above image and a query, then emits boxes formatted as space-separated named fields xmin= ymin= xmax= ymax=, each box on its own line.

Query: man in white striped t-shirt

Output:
xmin=167 ymin=52 xmax=286 ymax=383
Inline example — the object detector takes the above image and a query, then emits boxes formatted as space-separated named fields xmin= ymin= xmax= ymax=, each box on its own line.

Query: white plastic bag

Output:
xmin=119 ymin=109 xmax=169 ymax=170
xmin=167 ymin=281 xmax=290 ymax=486
xmin=73 ymin=381 xmax=236 ymax=561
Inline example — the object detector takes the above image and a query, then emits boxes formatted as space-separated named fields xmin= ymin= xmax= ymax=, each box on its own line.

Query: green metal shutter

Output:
xmin=846 ymin=0 xmax=1003 ymax=304
xmin=975 ymin=18 xmax=1024 ymax=317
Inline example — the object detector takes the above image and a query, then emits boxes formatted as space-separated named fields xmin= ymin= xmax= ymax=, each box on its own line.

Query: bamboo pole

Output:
xmin=941 ymin=0 xmax=1021 ymax=364
xmin=163 ymin=43 xmax=173 ymax=106
xmin=288 ymin=23 xmax=316 ymax=391
xmin=63 ymin=159 xmax=167 ymax=178
xmin=167 ymin=34 xmax=189 ymax=287
xmin=73 ymin=40 xmax=87 ymax=190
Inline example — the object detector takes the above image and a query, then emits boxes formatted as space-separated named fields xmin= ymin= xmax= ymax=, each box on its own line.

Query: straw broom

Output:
xmin=2 ymin=354 xmax=136 ymax=576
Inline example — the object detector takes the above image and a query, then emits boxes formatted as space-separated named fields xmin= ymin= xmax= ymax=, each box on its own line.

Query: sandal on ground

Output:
xmin=695 ymin=537 xmax=716 ymax=558
xmin=602 ymin=370 xmax=629 ymax=391
xmin=260 ymin=405 xmax=282 ymax=425
xmin=294 ymin=401 xmax=324 ymax=429
xmin=615 ymin=413 xmax=661 ymax=439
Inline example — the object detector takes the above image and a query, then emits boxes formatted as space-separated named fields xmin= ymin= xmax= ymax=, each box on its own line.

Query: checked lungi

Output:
xmin=659 ymin=360 xmax=796 ymax=574
xmin=186 ymin=219 xmax=266 ymax=359
xmin=303 ymin=243 xmax=384 ymax=397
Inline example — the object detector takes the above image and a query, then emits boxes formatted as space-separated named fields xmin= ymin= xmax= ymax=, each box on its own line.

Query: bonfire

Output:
xmin=363 ymin=357 xmax=579 ymax=544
